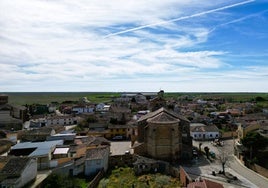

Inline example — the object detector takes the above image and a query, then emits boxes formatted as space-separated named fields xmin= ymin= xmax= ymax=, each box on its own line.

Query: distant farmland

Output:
xmin=3 ymin=92 xmax=120 ymax=105
xmin=2 ymin=92 xmax=268 ymax=106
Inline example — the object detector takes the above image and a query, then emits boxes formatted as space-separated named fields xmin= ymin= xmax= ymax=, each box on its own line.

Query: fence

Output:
xmin=88 ymin=168 xmax=105 ymax=188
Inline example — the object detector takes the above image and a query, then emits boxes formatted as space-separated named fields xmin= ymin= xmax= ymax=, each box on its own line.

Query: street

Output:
xmin=110 ymin=141 xmax=132 ymax=156
xmin=190 ymin=138 xmax=268 ymax=188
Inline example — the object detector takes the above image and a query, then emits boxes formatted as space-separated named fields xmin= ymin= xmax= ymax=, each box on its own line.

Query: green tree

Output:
xmin=241 ymin=132 xmax=268 ymax=160
xmin=255 ymin=96 xmax=265 ymax=102
xmin=43 ymin=174 xmax=85 ymax=188
xmin=86 ymin=115 xmax=98 ymax=123
xmin=43 ymin=174 xmax=66 ymax=188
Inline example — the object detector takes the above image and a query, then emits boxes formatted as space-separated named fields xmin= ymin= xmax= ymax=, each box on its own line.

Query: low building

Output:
xmin=180 ymin=166 xmax=224 ymax=188
xmin=108 ymin=105 xmax=132 ymax=124
xmin=107 ymin=124 xmax=130 ymax=140
xmin=95 ymin=103 xmax=111 ymax=112
xmin=0 ymin=94 xmax=8 ymax=105
xmin=47 ymin=133 xmax=76 ymax=144
xmin=29 ymin=118 xmax=47 ymax=128
xmin=190 ymin=123 xmax=220 ymax=140
xmin=10 ymin=105 xmax=28 ymax=122
xmin=46 ymin=115 xmax=78 ymax=126
xmin=133 ymin=155 xmax=169 ymax=175
xmin=0 ymin=109 xmax=22 ymax=130
xmin=72 ymin=105 xmax=94 ymax=114
xmin=18 ymin=125 xmax=64 ymax=142
xmin=19 ymin=127 xmax=57 ymax=142
xmin=0 ymin=157 xmax=37 ymax=188
xmin=52 ymin=146 xmax=71 ymax=159
xmin=9 ymin=140 xmax=63 ymax=170
xmin=236 ymin=121 xmax=261 ymax=140
xmin=85 ymin=146 xmax=110 ymax=177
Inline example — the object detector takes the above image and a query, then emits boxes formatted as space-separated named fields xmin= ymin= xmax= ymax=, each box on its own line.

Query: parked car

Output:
xmin=112 ymin=135 xmax=124 ymax=140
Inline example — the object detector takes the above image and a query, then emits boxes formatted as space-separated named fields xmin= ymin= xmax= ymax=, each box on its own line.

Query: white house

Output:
xmin=95 ymin=103 xmax=110 ymax=112
xmin=84 ymin=146 xmax=110 ymax=176
xmin=47 ymin=133 xmax=76 ymax=142
xmin=46 ymin=115 xmax=77 ymax=126
xmin=0 ymin=157 xmax=37 ymax=188
xmin=190 ymin=123 xmax=220 ymax=140
xmin=48 ymin=105 xmax=57 ymax=113
xmin=29 ymin=118 xmax=47 ymax=128
xmin=72 ymin=106 xmax=94 ymax=114
xmin=9 ymin=140 xmax=64 ymax=170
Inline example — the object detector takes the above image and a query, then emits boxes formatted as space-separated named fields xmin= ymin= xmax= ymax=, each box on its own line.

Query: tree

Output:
xmin=241 ymin=132 xmax=268 ymax=160
xmin=255 ymin=96 xmax=265 ymax=102
xmin=217 ymin=147 xmax=230 ymax=175
xmin=43 ymin=174 xmax=83 ymax=188
xmin=204 ymin=146 xmax=210 ymax=159
xmin=199 ymin=143 xmax=202 ymax=151
xmin=86 ymin=115 xmax=97 ymax=123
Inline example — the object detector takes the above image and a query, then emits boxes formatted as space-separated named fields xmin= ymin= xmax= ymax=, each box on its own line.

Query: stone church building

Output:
xmin=133 ymin=107 xmax=192 ymax=162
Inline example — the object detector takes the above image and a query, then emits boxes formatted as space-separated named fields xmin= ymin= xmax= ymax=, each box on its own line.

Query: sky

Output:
xmin=0 ymin=0 xmax=268 ymax=92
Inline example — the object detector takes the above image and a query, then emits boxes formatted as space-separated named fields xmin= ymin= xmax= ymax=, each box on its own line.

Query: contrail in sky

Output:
xmin=105 ymin=0 xmax=255 ymax=38
xmin=208 ymin=9 xmax=268 ymax=33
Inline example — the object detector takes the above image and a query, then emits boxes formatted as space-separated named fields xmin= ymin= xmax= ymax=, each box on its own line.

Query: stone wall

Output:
xmin=109 ymin=155 xmax=135 ymax=168
xmin=221 ymin=131 xmax=237 ymax=139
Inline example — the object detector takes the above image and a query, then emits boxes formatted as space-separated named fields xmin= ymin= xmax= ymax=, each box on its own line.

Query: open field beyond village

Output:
xmin=4 ymin=92 xmax=268 ymax=106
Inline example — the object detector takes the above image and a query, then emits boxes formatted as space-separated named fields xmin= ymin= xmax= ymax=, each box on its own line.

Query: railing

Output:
xmin=88 ymin=168 xmax=105 ymax=188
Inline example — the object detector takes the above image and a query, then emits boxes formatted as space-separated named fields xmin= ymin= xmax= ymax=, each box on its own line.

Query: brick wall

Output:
xmin=179 ymin=166 xmax=192 ymax=187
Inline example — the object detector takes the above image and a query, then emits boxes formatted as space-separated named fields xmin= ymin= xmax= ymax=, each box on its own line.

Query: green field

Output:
xmin=2 ymin=92 xmax=268 ymax=106
xmin=4 ymin=92 xmax=120 ymax=105
xmin=165 ymin=92 xmax=268 ymax=103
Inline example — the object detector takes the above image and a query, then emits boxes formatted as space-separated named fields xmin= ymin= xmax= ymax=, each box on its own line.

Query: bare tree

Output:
xmin=217 ymin=146 xmax=230 ymax=175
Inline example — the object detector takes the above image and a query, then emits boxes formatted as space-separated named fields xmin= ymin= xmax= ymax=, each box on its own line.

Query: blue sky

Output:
xmin=0 ymin=0 xmax=267 ymax=92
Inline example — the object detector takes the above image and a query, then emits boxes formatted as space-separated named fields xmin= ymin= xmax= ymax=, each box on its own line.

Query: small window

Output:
xmin=199 ymin=134 xmax=201 ymax=137
xmin=194 ymin=134 xmax=197 ymax=137
xmin=210 ymin=134 xmax=212 ymax=137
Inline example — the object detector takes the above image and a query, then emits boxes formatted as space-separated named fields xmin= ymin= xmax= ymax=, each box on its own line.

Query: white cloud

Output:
xmin=0 ymin=0 xmax=266 ymax=92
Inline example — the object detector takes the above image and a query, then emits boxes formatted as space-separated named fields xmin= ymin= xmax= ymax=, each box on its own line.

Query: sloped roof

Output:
xmin=190 ymin=125 xmax=219 ymax=133
xmin=138 ymin=107 xmax=189 ymax=123
xmin=147 ymin=112 xmax=180 ymax=124
xmin=88 ymin=136 xmax=110 ymax=146
xmin=0 ymin=156 xmax=10 ymax=170
xmin=0 ymin=157 xmax=31 ymax=176
xmin=86 ymin=146 xmax=109 ymax=160
xmin=10 ymin=140 xmax=63 ymax=157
